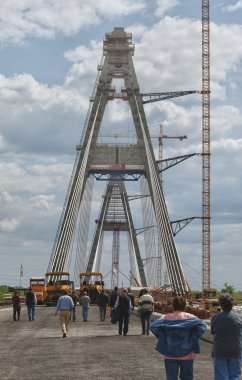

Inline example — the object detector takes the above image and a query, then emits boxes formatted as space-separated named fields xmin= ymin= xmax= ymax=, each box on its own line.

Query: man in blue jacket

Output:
xmin=150 ymin=296 xmax=207 ymax=380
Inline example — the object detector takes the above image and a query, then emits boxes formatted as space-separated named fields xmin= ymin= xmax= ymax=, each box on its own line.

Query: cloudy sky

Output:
xmin=0 ymin=0 xmax=241 ymax=291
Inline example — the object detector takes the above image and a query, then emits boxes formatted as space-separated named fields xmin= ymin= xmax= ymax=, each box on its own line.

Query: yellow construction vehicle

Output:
xmin=79 ymin=272 xmax=104 ymax=304
xmin=44 ymin=272 xmax=74 ymax=306
xmin=29 ymin=277 xmax=45 ymax=304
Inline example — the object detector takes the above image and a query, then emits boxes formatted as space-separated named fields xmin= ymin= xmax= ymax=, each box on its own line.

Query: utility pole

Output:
xmin=19 ymin=264 xmax=23 ymax=288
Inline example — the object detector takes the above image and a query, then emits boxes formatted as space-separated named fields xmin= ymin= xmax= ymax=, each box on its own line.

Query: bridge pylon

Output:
xmin=47 ymin=27 xmax=190 ymax=294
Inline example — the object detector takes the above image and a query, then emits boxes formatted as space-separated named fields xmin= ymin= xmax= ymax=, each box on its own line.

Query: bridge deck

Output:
xmin=1 ymin=305 xmax=214 ymax=379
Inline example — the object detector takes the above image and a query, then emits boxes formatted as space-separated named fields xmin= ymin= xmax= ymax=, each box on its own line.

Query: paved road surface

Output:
xmin=1 ymin=305 xmax=215 ymax=380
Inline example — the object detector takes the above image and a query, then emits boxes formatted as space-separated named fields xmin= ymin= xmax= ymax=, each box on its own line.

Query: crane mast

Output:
xmin=202 ymin=0 xmax=211 ymax=291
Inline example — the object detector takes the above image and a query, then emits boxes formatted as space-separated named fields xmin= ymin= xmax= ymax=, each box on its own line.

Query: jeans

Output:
xmin=140 ymin=310 xmax=152 ymax=334
xmin=213 ymin=357 xmax=242 ymax=380
xmin=164 ymin=359 xmax=194 ymax=380
xmin=82 ymin=306 xmax=89 ymax=321
xmin=27 ymin=305 xmax=35 ymax=321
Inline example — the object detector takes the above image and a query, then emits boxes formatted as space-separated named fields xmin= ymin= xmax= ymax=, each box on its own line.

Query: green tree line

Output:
xmin=0 ymin=285 xmax=11 ymax=300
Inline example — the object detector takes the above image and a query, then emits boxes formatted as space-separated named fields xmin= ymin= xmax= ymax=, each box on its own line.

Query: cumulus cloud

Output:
xmin=0 ymin=0 xmax=146 ymax=46
xmin=154 ymin=0 xmax=179 ymax=17
xmin=223 ymin=0 xmax=242 ymax=12
xmin=0 ymin=218 xmax=18 ymax=232
xmin=0 ymin=158 xmax=73 ymax=194
xmin=0 ymin=73 xmax=88 ymax=155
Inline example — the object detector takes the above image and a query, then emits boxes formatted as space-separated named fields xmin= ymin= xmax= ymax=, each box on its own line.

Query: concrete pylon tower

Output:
xmin=48 ymin=27 xmax=190 ymax=295
xmin=85 ymin=177 xmax=147 ymax=287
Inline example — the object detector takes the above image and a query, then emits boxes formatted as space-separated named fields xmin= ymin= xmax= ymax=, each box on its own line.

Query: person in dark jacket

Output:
xmin=25 ymin=287 xmax=37 ymax=321
xmin=110 ymin=286 xmax=119 ymax=308
xmin=114 ymin=288 xmax=132 ymax=336
xmin=211 ymin=293 xmax=242 ymax=380
xmin=150 ymin=296 xmax=207 ymax=380
xmin=97 ymin=289 xmax=109 ymax=321
xmin=110 ymin=286 xmax=119 ymax=323
xmin=127 ymin=288 xmax=135 ymax=310
xmin=12 ymin=291 xmax=21 ymax=321
xmin=69 ymin=291 xmax=79 ymax=322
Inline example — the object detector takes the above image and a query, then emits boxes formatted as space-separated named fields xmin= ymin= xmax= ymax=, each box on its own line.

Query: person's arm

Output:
xmin=138 ymin=295 xmax=142 ymax=312
xmin=150 ymin=317 xmax=166 ymax=338
xmin=128 ymin=298 xmax=132 ymax=314
xmin=70 ymin=298 xmax=74 ymax=310
xmin=151 ymin=296 xmax=154 ymax=311
xmin=55 ymin=298 xmax=61 ymax=315
xmin=210 ymin=315 xmax=216 ymax=335
xmin=197 ymin=319 xmax=208 ymax=338
xmin=114 ymin=295 xmax=119 ymax=310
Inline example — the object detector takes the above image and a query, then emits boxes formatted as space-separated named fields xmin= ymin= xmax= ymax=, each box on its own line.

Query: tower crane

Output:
xmin=201 ymin=0 xmax=211 ymax=292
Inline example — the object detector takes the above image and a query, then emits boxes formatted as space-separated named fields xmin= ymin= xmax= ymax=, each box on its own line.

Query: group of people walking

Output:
xmin=150 ymin=293 xmax=242 ymax=380
xmin=12 ymin=287 xmax=37 ymax=322
xmin=11 ymin=286 xmax=242 ymax=379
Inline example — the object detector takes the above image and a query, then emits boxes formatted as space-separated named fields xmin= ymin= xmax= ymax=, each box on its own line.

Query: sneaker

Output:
xmin=63 ymin=333 xmax=67 ymax=338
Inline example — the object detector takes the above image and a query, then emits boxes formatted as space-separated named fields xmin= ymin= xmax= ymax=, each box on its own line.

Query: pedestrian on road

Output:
xmin=110 ymin=286 xmax=119 ymax=309
xmin=150 ymin=296 xmax=207 ymax=380
xmin=114 ymin=288 xmax=132 ymax=336
xmin=12 ymin=290 xmax=21 ymax=321
xmin=55 ymin=290 xmax=74 ymax=338
xmin=138 ymin=288 xmax=154 ymax=335
xmin=127 ymin=288 xmax=135 ymax=310
xmin=110 ymin=286 xmax=119 ymax=323
xmin=97 ymin=289 xmax=109 ymax=322
xmin=79 ymin=291 xmax=90 ymax=322
xmin=69 ymin=291 xmax=79 ymax=322
xmin=211 ymin=293 xmax=242 ymax=380
xmin=25 ymin=287 xmax=37 ymax=321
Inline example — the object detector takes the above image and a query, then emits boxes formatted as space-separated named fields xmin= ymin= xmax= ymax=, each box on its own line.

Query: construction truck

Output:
xmin=79 ymin=272 xmax=104 ymax=304
xmin=44 ymin=272 xmax=74 ymax=306
xmin=29 ymin=277 xmax=45 ymax=304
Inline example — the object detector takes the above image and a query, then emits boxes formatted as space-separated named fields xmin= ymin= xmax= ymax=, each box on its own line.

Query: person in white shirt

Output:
xmin=138 ymin=288 xmax=154 ymax=335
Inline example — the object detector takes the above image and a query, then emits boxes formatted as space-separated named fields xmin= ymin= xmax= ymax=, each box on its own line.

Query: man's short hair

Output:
xmin=172 ymin=296 xmax=186 ymax=311
xmin=218 ymin=293 xmax=233 ymax=311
